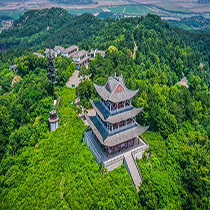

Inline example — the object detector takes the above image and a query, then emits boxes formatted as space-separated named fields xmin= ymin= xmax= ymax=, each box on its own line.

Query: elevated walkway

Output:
xmin=124 ymin=152 xmax=142 ymax=192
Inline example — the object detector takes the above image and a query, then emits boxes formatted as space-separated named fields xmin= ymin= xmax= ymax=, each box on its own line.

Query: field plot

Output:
xmin=68 ymin=5 xmax=154 ymax=16
xmin=107 ymin=5 xmax=153 ymax=15
xmin=124 ymin=5 xmax=151 ymax=15
xmin=108 ymin=5 xmax=125 ymax=13
xmin=68 ymin=7 xmax=103 ymax=15
xmin=132 ymin=0 xmax=210 ymax=13
xmin=156 ymin=2 xmax=192 ymax=13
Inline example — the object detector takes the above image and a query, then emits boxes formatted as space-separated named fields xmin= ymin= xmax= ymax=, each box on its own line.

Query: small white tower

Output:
xmin=48 ymin=109 xmax=59 ymax=131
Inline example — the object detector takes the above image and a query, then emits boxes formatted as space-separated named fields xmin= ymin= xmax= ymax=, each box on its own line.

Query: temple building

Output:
xmin=71 ymin=50 xmax=89 ymax=70
xmin=61 ymin=45 xmax=79 ymax=57
xmin=89 ymin=49 xmax=106 ymax=61
xmin=84 ymin=74 xmax=149 ymax=190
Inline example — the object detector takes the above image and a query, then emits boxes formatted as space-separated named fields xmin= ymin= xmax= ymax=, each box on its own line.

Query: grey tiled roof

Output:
xmin=86 ymin=115 xmax=149 ymax=147
xmin=90 ymin=99 xmax=143 ymax=124
xmin=33 ymin=52 xmax=44 ymax=58
xmin=71 ymin=50 xmax=88 ymax=58
xmin=78 ymin=56 xmax=89 ymax=64
xmin=62 ymin=45 xmax=78 ymax=53
xmin=93 ymin=75 xmax=138 ymax=103
xmin=90 ymin=49 xmax=106 ymax=57
xmin=54 ymin=46 xmax=64 ymax=51
xmin=96 ymin=50 xmax=105 ymax=57
xmin=45 ymin=48 xmax=54 ymax=54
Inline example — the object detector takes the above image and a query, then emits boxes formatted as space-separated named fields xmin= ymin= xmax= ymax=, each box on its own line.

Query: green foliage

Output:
xmin=0 ymin=87 xmax=141 ymax=209
xmin=138 ymin=129 xmax=210 ymax=209
xmin=0 ymin=68 xmax=13 ymax=94
xmin=16 ymin=53 xmax=47 ymax=77
xmin=76 ymin=79 xmax=95 ymax=108
xmin=0 ymin=68 xmax=52 ymax=159
xmin=169 ymin=16 xmax=210 ymax=32
xmin=55 ymin=56 xmax=75 ymax=86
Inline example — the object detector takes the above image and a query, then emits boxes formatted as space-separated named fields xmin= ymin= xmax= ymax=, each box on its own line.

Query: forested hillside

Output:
xmin=0 ymin=8 xmax=209 ymax=209
xmin=0 ymin=8 xmax=104 ymax=52
xmin=169 ymin=16 xmax=210 ymax=32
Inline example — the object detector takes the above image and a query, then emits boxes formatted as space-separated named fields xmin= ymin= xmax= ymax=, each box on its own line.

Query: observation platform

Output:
xmin=84 ymin=129 xmax=149 ymax=171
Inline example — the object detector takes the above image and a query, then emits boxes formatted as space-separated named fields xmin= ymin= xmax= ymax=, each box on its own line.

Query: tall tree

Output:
xmin=47 ymin=50 xmax=57 ymax=98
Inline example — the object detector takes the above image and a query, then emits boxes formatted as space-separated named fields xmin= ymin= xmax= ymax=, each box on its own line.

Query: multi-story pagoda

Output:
xmin=84 ymin=74 xmax=149 ymax=174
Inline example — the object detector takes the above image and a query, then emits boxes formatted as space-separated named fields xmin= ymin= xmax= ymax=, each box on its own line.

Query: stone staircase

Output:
xmin=124 ymin=152 xmax=142 ymax=192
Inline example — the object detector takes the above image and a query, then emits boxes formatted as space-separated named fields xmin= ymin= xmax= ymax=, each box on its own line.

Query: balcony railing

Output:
xmin=109 ymin=122 xmax=136 ymax=135
xmin=110 ymin=105 xmax=131 ymax=114
xmin=100 ymin=100 xmax=132 ymax=115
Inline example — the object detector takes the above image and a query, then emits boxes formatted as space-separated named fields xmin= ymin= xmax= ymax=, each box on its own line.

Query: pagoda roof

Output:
xmin=90 ymin=99 xmax=143 ymax=124
xmin=93 ymin=75 xmax=139 ymax=103
xmin=86 ymin=115 xmax=149 ymax=147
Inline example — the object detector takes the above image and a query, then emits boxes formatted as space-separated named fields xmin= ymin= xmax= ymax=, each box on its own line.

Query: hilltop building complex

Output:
xmin=44 ymin=45 xmax=105 ymax=69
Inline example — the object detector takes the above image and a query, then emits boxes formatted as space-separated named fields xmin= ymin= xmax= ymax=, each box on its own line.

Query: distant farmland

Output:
xmin=0 ymin=0 xmax=209 ymax=20
xmin=68 ymin=5 xmax=155 ymax=16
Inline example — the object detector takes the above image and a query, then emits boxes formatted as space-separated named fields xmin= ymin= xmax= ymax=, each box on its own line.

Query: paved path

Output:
xmin=66 ymin=70 xmax=80 ymax=88
xmin=124 ymin=152 xmax=142 ymax=192
xmin=132 ymin=41 xmax=138 ymax=59
xmin=79 ymin=109 xmax=96 ymax=126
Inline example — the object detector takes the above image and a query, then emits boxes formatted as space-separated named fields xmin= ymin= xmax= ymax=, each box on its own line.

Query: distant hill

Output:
xmin=197 ymin=0 xmax=210 ymax=3
xmin=0 ymin=7 xmax=104 ymax=50
xmin=168 ymin=16 xmax=210 ymax=32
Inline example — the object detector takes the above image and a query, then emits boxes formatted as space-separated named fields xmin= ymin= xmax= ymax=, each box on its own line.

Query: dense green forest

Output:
xmin=0 ymin=8 xmax=104 ymax=52
xmin=0 ymin=8 xmax=210 ymax=209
